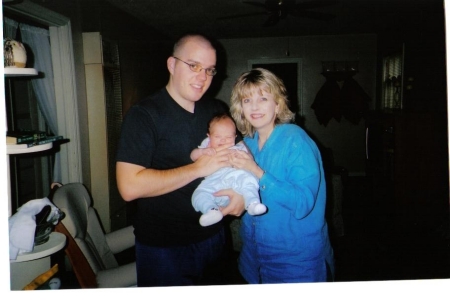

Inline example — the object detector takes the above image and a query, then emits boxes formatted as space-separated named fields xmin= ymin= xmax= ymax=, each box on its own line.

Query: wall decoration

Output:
xmin=311 ymin=61 xmax=371 ymax=126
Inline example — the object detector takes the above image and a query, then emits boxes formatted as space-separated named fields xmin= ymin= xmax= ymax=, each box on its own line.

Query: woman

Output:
xmin=229 ymin=68 xmax=334 ymax=283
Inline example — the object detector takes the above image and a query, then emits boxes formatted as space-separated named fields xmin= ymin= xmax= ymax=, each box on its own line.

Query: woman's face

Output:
xmin=241 ymin=88 xmax=278 ymax=134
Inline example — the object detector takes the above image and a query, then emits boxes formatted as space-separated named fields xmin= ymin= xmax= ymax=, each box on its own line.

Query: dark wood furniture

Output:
xmin=365 ymin=110 xmax=449 ymax=235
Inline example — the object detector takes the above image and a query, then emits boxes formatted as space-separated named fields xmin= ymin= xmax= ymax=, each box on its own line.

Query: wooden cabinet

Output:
xmin=365 ymin=111 xmax=449 ymax=234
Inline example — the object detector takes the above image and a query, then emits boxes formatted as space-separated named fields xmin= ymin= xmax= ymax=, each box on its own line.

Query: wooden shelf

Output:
xmin=4 ymin=67 xmax=38 ymax=77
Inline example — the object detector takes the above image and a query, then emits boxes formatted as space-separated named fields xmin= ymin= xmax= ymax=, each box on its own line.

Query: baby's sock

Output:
xmin=247 ymin=202 xmax=267 ymax=216
xmin=199 ymin=208 xmax=223 ymax=227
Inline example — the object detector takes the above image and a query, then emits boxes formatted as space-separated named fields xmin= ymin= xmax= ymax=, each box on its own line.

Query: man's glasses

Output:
xmin=173 ymin=57 xmax=217 ymax=76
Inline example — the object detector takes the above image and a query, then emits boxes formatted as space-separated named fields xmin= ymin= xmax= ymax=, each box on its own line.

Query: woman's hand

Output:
xmin=215 ymin=189 xmax=245 ymax=217
xmin=193 ymin=145 xmax=233 ymax=178
xmin=229 ymin=150 xmax=265 ymax=179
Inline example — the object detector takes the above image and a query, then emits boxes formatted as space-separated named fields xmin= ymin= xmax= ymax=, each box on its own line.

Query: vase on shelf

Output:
xmin=4 ymin=38 xmax=27 ymax=68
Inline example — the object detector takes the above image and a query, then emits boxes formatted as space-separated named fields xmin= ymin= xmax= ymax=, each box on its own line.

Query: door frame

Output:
xmin=248 ymin=58 xmax=303 ymax=116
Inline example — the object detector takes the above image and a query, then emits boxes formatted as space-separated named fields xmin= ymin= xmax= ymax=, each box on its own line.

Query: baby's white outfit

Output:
xmin=192 ymin=138 xmax=266 ymax=226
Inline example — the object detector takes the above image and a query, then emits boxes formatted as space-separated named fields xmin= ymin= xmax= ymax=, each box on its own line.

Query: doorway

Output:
xmin=248 ymin=58 xmax=303 ymax=125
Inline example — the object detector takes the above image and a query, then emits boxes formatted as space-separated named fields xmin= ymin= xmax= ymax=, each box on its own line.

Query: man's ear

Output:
xmin=167 ymin=56 xmax=175 ymax=74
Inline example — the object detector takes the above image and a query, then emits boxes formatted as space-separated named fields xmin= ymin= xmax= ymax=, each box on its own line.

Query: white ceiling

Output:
xmin=104 ymin=0 xmax=443 ymax=39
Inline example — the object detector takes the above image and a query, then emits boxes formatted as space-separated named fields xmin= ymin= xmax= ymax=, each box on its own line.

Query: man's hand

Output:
xmin=202 ymin=148 xmax=216 ymax=156
xmin=216 ymin=189 xmax=245 ymax=217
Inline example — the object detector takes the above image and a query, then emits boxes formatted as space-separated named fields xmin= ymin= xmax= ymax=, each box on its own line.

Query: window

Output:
xmin=3 ymin=2 xmax=82 ymax=213
xmin=382 ymin=45 xmax=404 ymax=110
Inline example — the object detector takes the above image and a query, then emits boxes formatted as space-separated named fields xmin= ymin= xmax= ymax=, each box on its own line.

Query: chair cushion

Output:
xmin=52 ymin=183 xmax=136 ymax=287
xmin=53 ymin=183 xmax=91 ymax=240
xmin=53 ymin=183 xmax=118 ymax=272
xmin=96 ymin=262 xmax=137 ymax=288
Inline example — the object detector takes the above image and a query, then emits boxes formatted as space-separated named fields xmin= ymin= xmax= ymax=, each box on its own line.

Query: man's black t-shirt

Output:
xmin=116 ymin=88 xmax=227 ymax=246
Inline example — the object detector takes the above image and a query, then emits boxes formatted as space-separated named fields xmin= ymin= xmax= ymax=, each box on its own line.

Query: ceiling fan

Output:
xmin=218 ymin=0 xmax=338 ymax=27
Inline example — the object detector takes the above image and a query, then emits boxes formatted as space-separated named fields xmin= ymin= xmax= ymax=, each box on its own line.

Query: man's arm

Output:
xmin=117 ymin=147 xmax=233 ymax=201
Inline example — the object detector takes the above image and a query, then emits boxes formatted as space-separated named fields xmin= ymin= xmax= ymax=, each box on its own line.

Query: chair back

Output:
xmin=52 ymin=183 xmax=119 ymax=274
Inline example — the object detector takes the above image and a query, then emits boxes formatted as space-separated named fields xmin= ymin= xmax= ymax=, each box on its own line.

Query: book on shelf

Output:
xmin=6 ymin=135 xmax=64 ymax=149
xmin=6 ymin=130 xmax=47 ymax=144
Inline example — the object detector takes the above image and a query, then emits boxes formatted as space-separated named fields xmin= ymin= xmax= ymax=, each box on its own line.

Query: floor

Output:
xmin=204 ymin=175 xmax=450 ymax=284
xmin=332 ymin=176 xmax=450 ymax=282
xmin=55 ymin=176 xmax=450 ymax=288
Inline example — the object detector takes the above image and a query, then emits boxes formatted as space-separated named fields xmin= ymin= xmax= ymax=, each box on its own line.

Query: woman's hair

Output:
xmin=230 ymin=68 xmax=295 ymax=137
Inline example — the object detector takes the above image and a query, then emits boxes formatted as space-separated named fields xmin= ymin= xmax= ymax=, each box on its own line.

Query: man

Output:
xmin=116 ymin=33 xmax=245 ymax=287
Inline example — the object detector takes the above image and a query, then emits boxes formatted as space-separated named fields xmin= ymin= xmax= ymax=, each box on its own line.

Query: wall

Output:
xmin=376 ymin=3 xmax=447 ymax=114
xmin=10 ymin=2 xmax=377 ymax=213
xmin=118 ymin=40 xmax=172 ymax=114
xmin=16 ymin=1 xmax=447 ymax=232
xmin=25 ymin=0 xmax=171 ymax=230
xmin=30 ymin=0 xmax=169 ymax=191
xmin=217 ymin=34 xmax=377 ymax=174
xmin=118 ymin=34 xmax=378 ymax=174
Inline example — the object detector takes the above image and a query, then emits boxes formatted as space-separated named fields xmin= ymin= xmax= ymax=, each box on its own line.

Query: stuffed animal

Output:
xmin=4 ymin=37 xmax=27 ymax=68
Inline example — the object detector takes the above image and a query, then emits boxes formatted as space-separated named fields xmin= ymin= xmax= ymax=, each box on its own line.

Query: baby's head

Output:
xmin=207 ymin=113 xmax=237 ymax=149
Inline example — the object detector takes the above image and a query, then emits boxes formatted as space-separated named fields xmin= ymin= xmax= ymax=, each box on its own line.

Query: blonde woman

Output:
xmin=229 ymin=68 xmax=334 ymax=283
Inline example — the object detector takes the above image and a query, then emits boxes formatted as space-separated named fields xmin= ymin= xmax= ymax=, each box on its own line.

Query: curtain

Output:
xmin=19 ymin=23 xmax=61 ymax=182
xmin=3 ymin=17 xmax=19 ymax=40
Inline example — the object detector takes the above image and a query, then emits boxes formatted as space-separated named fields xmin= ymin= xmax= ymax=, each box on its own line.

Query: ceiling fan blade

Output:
xmin=217 ymin=11 xmax=268 ymax=21
xmin=294 ymin=0 xmax=339 ymax=10
xmin=242 ymin=1 xmax=270 ymax=10
xmin=263 ymin=12 xmax=280 ymax=27
xmin=290 ymin=10 xmax=336 ymax=21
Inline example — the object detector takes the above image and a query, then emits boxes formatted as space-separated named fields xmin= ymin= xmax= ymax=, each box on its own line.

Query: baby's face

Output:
xmin=208 ymin=118 xmax=236 ymax=149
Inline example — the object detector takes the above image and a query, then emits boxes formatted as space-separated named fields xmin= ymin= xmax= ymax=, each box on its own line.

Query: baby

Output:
xmin=191 ymin=113 xmax=267 ymax=226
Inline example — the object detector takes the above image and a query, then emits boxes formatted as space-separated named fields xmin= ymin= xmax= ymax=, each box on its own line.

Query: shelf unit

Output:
xmin=365 ymin=110 xmax=449 ymax=234
xmin=5 ymin=68 xmax=67 ymax=290
xmin=4 ymin=67 xmax=53 ymax=216
xmin=10 ymin=232 xmax=66 ymax=290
